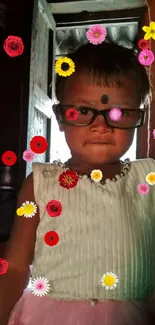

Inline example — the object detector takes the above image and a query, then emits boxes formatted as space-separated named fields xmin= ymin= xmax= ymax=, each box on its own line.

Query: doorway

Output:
xmin=26 ymin=1 xmax=146 ymax=176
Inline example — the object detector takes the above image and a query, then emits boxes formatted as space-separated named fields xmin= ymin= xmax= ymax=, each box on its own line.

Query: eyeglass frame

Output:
xmin=53 ymin=104 xmax=146 ymax=129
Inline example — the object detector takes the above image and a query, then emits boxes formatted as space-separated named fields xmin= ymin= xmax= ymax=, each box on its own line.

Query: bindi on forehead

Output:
xmin=101 ymin=94 xmax=109 ymax=104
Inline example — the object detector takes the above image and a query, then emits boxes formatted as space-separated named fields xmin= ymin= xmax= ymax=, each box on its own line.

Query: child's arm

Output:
xmin=0 ymin=172 xmax=39 ymax=325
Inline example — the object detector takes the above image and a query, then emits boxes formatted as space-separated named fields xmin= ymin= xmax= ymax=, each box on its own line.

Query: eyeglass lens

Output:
xmin=61 ymin=106 xmax=143 ymax=128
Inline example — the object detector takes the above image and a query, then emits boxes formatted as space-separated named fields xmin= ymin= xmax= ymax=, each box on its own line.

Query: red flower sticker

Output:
xmin=46 ymin=200 xmax=62 ymax=217
xmin=3 ymin=35 xmax=24 ymax=57
xmin=0 ymin=258 xmax=8 ymax=275
xmin=1 ymin=151 xmax=17 ymax=166
xmin=65 ymin=108 xmax=79 ymax=121
xmin=59 ymin=170 xmax=78 ymax=189
xmin=30 ymin=136 xmax=48 ymax=154
xmin=44 ymin=231 xmax=59 ymax=246
xmin=138 ymin=39 xmax=149 ymax=50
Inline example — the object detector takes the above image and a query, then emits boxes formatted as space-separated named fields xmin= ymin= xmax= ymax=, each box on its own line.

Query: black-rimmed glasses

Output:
xmin=53 ymin=104 xmax=146 ymax=129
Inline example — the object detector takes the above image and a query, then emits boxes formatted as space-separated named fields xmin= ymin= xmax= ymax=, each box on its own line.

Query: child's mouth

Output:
xmin=89 ymin=142 xmax=112 ymax=145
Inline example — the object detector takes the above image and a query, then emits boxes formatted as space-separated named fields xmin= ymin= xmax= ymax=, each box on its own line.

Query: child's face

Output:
xmin=55 ymin=70 xmax=140 ymax=165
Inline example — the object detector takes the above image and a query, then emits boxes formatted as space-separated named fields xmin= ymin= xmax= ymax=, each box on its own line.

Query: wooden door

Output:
xmin=26 ymin=0 xmax=56 ymax=176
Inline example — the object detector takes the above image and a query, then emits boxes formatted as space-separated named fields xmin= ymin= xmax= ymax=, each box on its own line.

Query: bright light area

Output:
xmin=50 ymin=111 xmax=137 ymax=162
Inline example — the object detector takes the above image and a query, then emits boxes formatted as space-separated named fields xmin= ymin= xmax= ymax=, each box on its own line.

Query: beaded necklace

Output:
xmin=54 ymin=158 xmax=131 ymax=185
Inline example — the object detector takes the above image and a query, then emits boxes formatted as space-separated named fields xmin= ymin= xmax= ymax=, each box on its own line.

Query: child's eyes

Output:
xmin=79 ymin=108 xmax=132 ymax=116
xmin=78 ymin=107 xmax=90 ymax=115
xmin=76 ymin=107 xmax=127 ymax=116
xmin=66 ymin=106 xmax=92 ymax=115
xmin=121 ymin=110 xmax=128 ymax=116
xmin=65 ymin=106 xmax=134 ymax=117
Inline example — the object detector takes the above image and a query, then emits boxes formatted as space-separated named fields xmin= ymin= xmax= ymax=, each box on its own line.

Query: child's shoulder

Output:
xmin=132 ymin=157 xmax=155 ymax=165
xmin=32 ymin=161 xmax=55 ymax=169
xmin=131 ymin=157 xmax=155 ymax=171
xmin=32 ymin=161 xmax=59 ymax=174
xmin=129 ymin=158 xmax=155 ymax=188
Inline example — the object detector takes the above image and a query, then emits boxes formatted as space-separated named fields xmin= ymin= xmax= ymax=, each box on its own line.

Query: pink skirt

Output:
xmin=8 ymin=289 xmax=155 ymax=325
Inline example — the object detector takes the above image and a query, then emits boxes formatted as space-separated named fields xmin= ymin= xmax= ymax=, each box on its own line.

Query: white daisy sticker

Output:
xmin=31 ymin=277 xmax=50 ymax=297
xmin=100 ymin=272 xmax=119 ymax=290
xmin=21 ymin=201 xmax=37 ymax=218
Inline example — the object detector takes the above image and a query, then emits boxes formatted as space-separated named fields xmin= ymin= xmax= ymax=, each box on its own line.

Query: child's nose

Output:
xmin=90 ymin=114 xmax=111 ymax=131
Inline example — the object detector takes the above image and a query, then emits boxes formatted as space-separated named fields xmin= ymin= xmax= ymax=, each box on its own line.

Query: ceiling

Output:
xmin=51 ymin=0 xmax=147 ymax=57
xmin=55 ymin=22 xmax=138 ymax=57
xmin=49 ymin=0 xmax=147 ymax=14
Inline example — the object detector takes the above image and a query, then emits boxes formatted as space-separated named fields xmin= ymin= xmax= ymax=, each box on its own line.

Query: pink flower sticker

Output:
xmin=138 ymin=49 xmax=154 ymax=66
xmin=137 ymin=183 xmax=149 ymax=195
xmin=31 ymin=277 xmax=50 ymax=297
xmin=153 ymin=129 xmax=155 ymax=139
xmin=86 ymin=25 xmax=107 ymax=45
xmin=109 ymin=108 xmax=122 ymax=121
xmin=22 ymin=149 xmax=35 ymax=162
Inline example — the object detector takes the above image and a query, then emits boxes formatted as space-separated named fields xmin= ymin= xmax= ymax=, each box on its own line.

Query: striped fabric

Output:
xmin=31 ymin=158 xmax=155 ymax=301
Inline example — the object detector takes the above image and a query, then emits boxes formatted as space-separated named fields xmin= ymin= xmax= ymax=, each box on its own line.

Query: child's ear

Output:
xmin=59 ymin=124 xmax=64 ymax=132
xmin=53 ymin=104 xmax=57 ymax=116
xmin=53 ymin=104 xmax=64 ymax=132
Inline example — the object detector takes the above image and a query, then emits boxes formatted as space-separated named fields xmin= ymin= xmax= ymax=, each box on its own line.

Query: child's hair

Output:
xmin=55 ymin=41 xmax=152 ymax=109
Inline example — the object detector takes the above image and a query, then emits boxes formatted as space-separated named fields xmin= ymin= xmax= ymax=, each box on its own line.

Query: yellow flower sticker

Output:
xmin=90 ymin=169 xmax=103 ymax=182
xmin=55 ymin=57 xmax=75 ymax=77
xmin=142 ymin=21 xmax=155 ymax=40
xmin=145 ymin=172 xmax=155 ymax=185
xmin=16 ymin=207 xmax=25 ymax=216
xmin=100 ymin=272 xmax=119 ymax=290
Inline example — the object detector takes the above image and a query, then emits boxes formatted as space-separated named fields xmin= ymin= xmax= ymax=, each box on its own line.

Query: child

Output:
xmin=1 ymin=41 xmax=155 ymax=325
